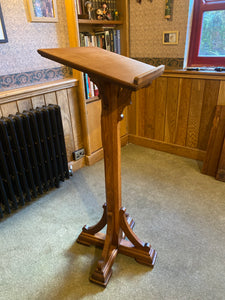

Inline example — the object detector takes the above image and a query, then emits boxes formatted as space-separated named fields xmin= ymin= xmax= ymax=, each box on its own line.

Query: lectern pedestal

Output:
xmin=38 ymin=47 xmax=165 ymax=286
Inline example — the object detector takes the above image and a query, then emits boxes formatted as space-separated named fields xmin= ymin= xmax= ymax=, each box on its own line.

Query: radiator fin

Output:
xmin=0 ymin=105 xmax=69 ymax=218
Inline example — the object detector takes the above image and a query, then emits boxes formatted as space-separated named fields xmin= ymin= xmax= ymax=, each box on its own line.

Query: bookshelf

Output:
xmin=65 ymin=0 xmax=129 ymax=159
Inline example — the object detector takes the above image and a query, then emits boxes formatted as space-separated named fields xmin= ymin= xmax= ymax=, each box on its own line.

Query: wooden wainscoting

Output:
xmin=0 ymin=78 xmax=85 ymax=171
xmin=85 ymin=98 xmax=128 ymax=166
xmin=128 ymin=70 xmax=225 ymax=161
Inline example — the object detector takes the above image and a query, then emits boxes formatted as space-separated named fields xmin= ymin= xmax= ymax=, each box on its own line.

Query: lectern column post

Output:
xmin=101 ymin=82 xmax=123 ymax=246
xmin=87 ymin=81 xmax=132 ymax=285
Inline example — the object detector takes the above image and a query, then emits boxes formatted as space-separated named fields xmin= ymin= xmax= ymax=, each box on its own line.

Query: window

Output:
xmin=187 ymin=0 xmax=225 ymax=67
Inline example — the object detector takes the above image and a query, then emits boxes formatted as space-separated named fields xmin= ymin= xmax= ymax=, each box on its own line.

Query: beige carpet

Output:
xmin=1 ymin=144 xmax=225 ymax=300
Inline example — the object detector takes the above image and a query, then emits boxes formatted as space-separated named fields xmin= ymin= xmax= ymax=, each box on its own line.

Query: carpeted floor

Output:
xmin=1 ymin=144 xmax=225 ymax=300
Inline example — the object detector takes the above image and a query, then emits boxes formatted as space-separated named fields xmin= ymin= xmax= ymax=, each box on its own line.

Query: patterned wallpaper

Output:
xmin=0 ymin=0 xmax=190 ymax=90
xmin=0 ymin=67 xmax=72 ymax=91
xmin=133 ymin=57 xmax=184 ymax=69
xmin=0 ymin=0 xmax=69 ymax=76
xmin=129 ymin=0 xmax=190 ymax=59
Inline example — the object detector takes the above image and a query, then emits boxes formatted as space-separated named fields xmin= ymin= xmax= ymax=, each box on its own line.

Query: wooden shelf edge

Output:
xmin=78 ymin=19 xmax=123 ymax=25
xmin=86 ymin=96 xmax=100 ymax=104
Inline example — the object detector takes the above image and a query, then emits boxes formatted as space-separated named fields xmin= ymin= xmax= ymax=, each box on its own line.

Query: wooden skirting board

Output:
xmin=129 ymin=134 xmax=206 ymax=161
xmin=68 ymin=157 xmax=86 ymax=173
xmin=85 ymin=134 xmax=129 ymax=166
xmin=72 ymin=130 xmax=225 ymax=182
xmin=85 ymin=148 xmax=104 ymax=166
xmin=83 ymin=134 xmax=206 ymax=169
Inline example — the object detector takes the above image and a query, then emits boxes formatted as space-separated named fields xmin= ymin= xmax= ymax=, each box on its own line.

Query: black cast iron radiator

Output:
xmin=0 ymin=104 xmax=69 ymax=218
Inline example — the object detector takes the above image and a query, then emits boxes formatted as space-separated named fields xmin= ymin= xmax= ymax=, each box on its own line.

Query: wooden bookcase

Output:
xmin=65 ymin=0 xmax=129 ymax=164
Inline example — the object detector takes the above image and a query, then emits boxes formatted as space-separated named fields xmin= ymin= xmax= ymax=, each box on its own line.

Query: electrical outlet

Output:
xmin=73 ymin=148 xmax=85 ymax=161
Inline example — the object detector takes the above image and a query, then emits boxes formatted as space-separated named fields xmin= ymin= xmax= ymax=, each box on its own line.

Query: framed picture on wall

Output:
xmin=163 ymin=31 xmax=179 ymax=45
xmin=27 ymin=0 xmax=58 ymax=22
xmin=0 ymin=3 xmax=8 ymax=43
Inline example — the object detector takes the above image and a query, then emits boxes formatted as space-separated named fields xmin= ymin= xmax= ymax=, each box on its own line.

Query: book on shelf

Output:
xmin=76 ymin=0 xmax=84 ymax=15
xmin=116 ymin=29 xmax=120 ymax=54
xmin=104 ymin=30 xmax=110 ymax=51
xmin=92 ymin=0 xmax=98 ymax=10
xmin=80 ymin=28 xmax=121 ymax=99
xmin=79 ymin=29 xmax=121 ymax=52
xmin=83 ymin=73 xmax=88 ymax=99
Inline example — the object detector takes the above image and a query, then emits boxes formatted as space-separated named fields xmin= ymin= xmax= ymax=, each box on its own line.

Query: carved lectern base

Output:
xmin=77 ymin=204 xmax=157 ymax=287
xmin=76 ymin=81 xmax=157 ymax=287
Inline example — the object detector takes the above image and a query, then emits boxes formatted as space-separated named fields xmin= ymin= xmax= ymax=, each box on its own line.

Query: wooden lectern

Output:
xmin=38 ymin=47 xmax=165 ymax=286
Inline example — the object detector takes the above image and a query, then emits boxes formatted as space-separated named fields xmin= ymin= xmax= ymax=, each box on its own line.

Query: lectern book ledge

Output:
xmin=38 ymin=47 xmax=164 ymax=90
xmin=38 ymin=46 xmax=165 ymax=287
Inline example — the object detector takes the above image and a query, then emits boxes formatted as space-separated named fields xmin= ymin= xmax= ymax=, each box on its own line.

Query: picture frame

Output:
xmin=27 ymin=0 xmax=58 ymax=23
xmin=163 ymin=31 xmax=179 ymax=45
xmin=0 ymin=3 xmax=8 ymax=43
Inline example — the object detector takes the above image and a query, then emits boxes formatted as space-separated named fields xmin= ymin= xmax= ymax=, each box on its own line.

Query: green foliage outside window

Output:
xmin=199 ymin=10 xmax=225 ymax=57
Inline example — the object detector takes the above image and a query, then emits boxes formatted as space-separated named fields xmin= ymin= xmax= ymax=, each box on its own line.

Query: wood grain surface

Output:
xmin=202 ymin=105 xmax=225 ymax=176
xmin=216 ymin=136 xmax=225 ymax=181
xmin=130 ymin=71 xmax=225 ymax=160
xmin=38 ymin=47 xmax=164 ymax=90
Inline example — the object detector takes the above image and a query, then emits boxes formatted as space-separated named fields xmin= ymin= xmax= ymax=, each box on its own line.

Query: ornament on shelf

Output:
xmin=96 ymin=8 xmax=103 ymax=20
xmin=165 ymin=0 xmax=173 ymax=20
xmin=85 ymin=1 xmax=93 ymax=20
xmin=113 ymin=9 xmax=119 ymax=21
xmin=95 ymin=2 xmax=112 ymax=20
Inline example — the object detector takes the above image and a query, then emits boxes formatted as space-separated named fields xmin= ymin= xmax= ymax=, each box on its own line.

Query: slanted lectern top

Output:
xmin=38 ymin=47 xmax=164 ymax=90
xmin=38 ymin=47 xmax=165 ymax=287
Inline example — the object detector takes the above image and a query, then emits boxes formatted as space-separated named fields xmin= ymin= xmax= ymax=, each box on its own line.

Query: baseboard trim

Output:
xmin=85 ymin=134 xmax=129 ymax=166
xmin=69 ymin=135 xmax=205 ymax=170
xmin=128 ymin=135 xmax=206 ymax=161
xmin=85 ymin=148 xmax=103 ymax=166
xmin=68 ymin=157 xmax=86 ymax=172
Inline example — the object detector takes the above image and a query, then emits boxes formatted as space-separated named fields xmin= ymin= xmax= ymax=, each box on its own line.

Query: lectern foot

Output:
xmin=90 ymin=248 xmax=118 ymax=287
xmin=135 ymin=247 xmax=157 ymax=266
xmin=89 ymin=211 xmax=119 ymax=287
xmin=119 ymin=207 xmax=157 ymax=267
xmin=77 ymin=203 xmax=107 ymax=246
xmin=119 ymin=239 xmax=157 ymax=267
xmin=90 ymin=268 xmax=112 ymax=287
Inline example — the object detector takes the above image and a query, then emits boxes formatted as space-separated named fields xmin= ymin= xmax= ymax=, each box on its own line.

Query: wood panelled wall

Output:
xmin=2 ymin=71 xmax=225 ymax=176
xmin=85 ymin=98 xmax=128 ymax=166
xmin=128 ymin=71 xmax=225 ymax=160
xmin=0 ymin=79 xmax=84 ymax=171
